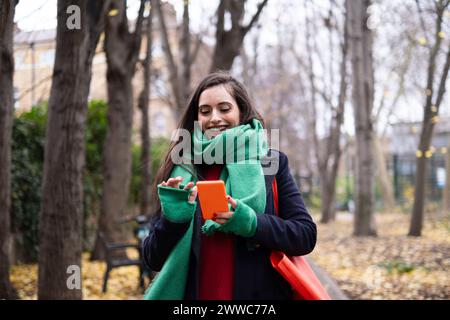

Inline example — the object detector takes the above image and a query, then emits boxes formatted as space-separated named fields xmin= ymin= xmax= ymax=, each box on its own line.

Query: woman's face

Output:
xmin=198 ymin=85 xmax=241 ymax=138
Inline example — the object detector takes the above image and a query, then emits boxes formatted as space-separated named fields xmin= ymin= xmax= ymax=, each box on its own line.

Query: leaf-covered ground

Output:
xmin=309 ymin=211 xmax=450 ymax=300
xmin=10 ymin=212 xmax=450 ymax=300
xmin=11 ymin=250 xmax=145 ymax=300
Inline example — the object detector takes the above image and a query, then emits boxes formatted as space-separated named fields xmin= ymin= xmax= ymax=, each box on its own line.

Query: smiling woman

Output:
xmin=142 ymin=71 xmax=317 ymax=300
xmin=198 ymin=85 xmax=241 ymax=138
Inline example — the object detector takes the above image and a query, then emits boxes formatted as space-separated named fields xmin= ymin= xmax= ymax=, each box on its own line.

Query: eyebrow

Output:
xmin=199 ymin=101 xmax=233 ymax=108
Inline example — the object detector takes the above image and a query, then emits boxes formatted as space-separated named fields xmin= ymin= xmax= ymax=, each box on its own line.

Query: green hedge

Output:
xmin=11 ymin=104 xmax=47 ymax=263
xmin=83 ymin=100 xmax=108 ymax=250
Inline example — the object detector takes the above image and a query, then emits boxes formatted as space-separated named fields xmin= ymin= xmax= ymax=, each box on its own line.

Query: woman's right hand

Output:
xmin=159 ymin=176 xmax=198 ymax=203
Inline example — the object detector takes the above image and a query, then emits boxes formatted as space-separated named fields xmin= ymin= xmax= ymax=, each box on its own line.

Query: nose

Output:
xmin=210 ymin=109 xmax=221 ymax=124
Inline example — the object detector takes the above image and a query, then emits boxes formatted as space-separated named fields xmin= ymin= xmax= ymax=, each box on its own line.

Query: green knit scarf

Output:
xmin=144 ymin=119 xmax=268 ymax=300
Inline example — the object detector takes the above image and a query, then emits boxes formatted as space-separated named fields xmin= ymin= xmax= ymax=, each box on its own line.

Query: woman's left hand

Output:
xmin=213 ymin=195 xmax=237 ymax=224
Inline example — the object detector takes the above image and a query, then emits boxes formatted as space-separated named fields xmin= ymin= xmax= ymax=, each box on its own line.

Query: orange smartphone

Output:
xmin=196 ymin=180 xmax=229 ymax=220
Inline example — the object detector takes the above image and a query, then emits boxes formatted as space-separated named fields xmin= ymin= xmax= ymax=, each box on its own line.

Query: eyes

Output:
xmin=199 ymin=105 xmax=231 ymax=115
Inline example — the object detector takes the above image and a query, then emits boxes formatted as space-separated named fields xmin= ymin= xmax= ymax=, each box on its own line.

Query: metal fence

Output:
xmin=390 ymin=153 xmax=447 ymax=205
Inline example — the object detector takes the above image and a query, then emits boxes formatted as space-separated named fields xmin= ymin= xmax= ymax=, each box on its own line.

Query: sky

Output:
xmin=15 ymin=0 xmax=57 ymax=31
xmin=14 ymin=0 xmax=217 ymax=31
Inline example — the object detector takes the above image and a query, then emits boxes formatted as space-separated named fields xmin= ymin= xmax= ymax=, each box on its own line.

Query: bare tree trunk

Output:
xmin=0 ymin=0 xmax=18 ymax=300
xmin=410 ymin=0 xmax=450 ymax=236
xmin=372 ymin=38 xmax=412 ymax=213
xmin=38 ymin=0 xmax=110 ymax=299
xmin=321 ymin=3 xmax=349 ymax=223
xmin=319 ymin=127 xmax=345 ymax=224
xmin=138 ymin=0 xmax=154 ymax=217
xmin=91 ymin=0 xmax=145 ymax=260
xmin=155 ymin=0 xmax=202 ymax=123
xmin=210 ymin=0 xmax=268 ymax=72
xmin=291 ymin=62 xmax=314 ymax=187
xmin=410 ymin=135 xmax=431 ymax=235
xmin=299 ymin=1 xmax=348 ymax=224
xmin=179 ymin=0 xmax=191 ymax=105
xmin=320 ymin=180 xmax=333 ymax=222
xmin=373 ymin=134 xmax=395 ymax=211
xmin=302 ymin=1 xmax=321 ymax=200
xmin=154 ymin=0 xmax=182 ymax=120
xmin=321 ymin=117 xmax=346 ymax=223
xmin=347 ymin=0 xmax=377 ymax=236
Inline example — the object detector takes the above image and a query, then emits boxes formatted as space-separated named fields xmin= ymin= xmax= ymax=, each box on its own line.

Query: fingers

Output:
xmin=167 ymin=176 xmax=183 ymax=188
xmin=188 ymin=186 xmax=198 ymax=204
xmin=159 ymin=176 xmax=184 ymax=189
xmin=211 ymin=196 xmax=236 ymax=224
xmin=213 ymin=211 xmax=233 ymax=224
xmin=227 ymin=195 xmax=237 ymax=209
xmin=158 ymin=178 xmax=197 ymax=204
xmin=183 ymin=181 xmax=194 ymax=190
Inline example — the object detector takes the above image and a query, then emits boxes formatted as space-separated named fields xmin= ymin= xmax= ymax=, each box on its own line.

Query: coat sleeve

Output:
xmin=141 ymin=214 xmax=191 ymax=272
xmin=250 ymin=151 xmax=317 ymax=256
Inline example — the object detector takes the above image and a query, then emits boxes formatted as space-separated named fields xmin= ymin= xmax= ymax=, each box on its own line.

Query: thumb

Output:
xmin=227 ymin=195 xmax=237 ymax=209
xmin=188 ymin=186 xmax=197 ymax=203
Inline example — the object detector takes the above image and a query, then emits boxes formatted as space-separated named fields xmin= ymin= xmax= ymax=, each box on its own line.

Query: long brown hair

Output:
xmin=150 ymin=72 xmax=265 ymax=216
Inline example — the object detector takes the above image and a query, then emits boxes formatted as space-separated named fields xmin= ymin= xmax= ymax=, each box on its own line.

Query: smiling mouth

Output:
xmin=208 ymin=125 xmax=228 ymax=132
xmin=205 ymin=126 xmax=228 ymax=138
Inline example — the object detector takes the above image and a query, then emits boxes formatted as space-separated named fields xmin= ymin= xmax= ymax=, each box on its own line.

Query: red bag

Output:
xmin=270 ymin=178 xmax=331 ymax=300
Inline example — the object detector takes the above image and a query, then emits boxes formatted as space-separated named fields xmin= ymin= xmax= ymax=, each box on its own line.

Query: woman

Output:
xmin=142 ymin=72 xmax=317 ymax=300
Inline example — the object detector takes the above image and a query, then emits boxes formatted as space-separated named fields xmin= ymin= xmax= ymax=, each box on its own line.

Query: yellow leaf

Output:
xmin=108 ymin=8 xmax=119 ymax=17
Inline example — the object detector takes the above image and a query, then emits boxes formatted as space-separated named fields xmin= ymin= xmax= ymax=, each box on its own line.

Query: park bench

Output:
xmin=98 ymin=232 xmax=146 ymax=293
xmin=99 ymin=214 xmax=156 ymax=293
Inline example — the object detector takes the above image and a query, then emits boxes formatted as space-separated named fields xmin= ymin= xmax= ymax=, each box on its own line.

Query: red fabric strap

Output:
xmin=272 ymin=178 xmax=279 ymax=216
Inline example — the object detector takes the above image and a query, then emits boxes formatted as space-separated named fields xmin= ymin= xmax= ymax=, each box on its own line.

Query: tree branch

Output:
xmin=86 ymin=0 xmax=111 ymax=62
xmin=131 ymin=0 xmax=146 ymax=62
xmin=216 ymin=0 xmax=225 ymax=35
xmin=415 ymin=0 xmax=430 ymax=47
xmin=424 ymin=0 xmax=445 ymax=110
xmin=189 ymin=34 xmax=202 ymax=66
xmin=154 ymin=0 xmax=181 ymax=109
xmin=433 ymin=43 xmax=450 ymax=109
xmin=242 ymin=0 xmax=268 ymax=36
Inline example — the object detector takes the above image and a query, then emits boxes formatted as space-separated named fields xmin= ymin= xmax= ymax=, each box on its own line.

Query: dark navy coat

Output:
xmin=142 ymin=150 xmax=317 ymax=299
